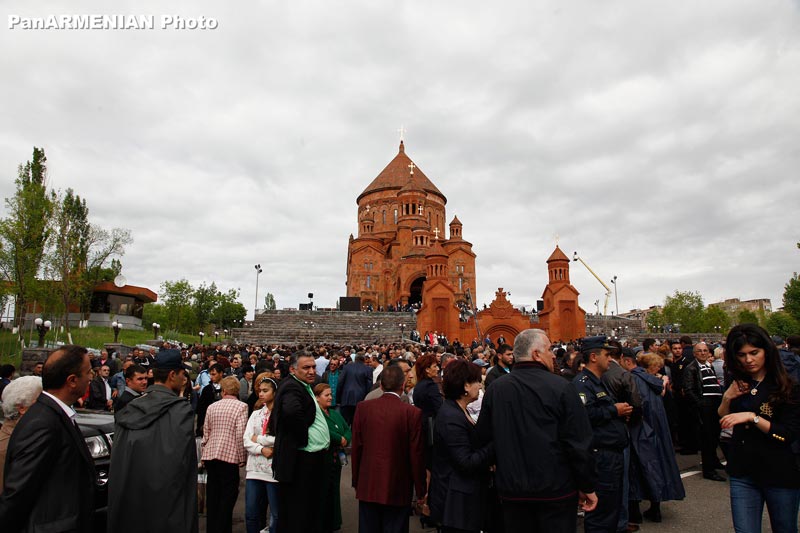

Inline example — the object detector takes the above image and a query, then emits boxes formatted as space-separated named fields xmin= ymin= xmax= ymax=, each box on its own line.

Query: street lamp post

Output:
xmin=34 ymin=318 xmax=52 ymax=347
xmin=214 ymin=331 xmax=219 ymax=342
xmin=611 ymin=275 xmax=619 ymax=316
xmin=254 ymin=264 xmax=263 ymax=321
xmin=399 ymin=323 xmax=406 ymax=340
xmin=223 ymin=328 xmax=228 ymax=339
xmin=199 ymin=331 xmax=205 ymax=345
xmin=111 ymin=321 xmax=122 ymax=343
xmin=152 ymin=322 xmax=160 ymax=339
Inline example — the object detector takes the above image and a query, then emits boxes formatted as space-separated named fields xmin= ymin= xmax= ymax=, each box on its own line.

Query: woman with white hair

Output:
xmin=0 ymin=375 xmax=43 ymax=490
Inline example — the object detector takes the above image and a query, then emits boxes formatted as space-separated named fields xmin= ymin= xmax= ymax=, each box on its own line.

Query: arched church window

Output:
xmin=366 ymin=275 xmax=371 ymax=288
xmin=394 ymin=209 xmax=398 ymax=224
xmin=382 ymin=211 xmax=386 ymax=225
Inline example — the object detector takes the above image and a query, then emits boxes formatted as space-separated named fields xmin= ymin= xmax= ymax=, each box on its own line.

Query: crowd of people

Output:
xmin=0 ymin=325 xmax=799 ymax=533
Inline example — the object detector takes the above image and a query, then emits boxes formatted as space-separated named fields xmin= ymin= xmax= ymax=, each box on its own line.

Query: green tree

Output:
xmin=765 ymin=311 xmax=800 ymax=338
xmin=264 ymin=292 xmax=276 ymax=310
xmin=161 ymin=279 xmax=195 ymax=332
xmin=703 ymin=305 xmax=732 ymax=333
xmin=662 ymin=290 xmax=706 ymax=333
xmin=193 ymin=282 xmax=220 ymax=330
xmin=737 ymin=309 xmax=759 ymax=325
xmin=142 ymin=302 xmax=168 ymax=331
xmin=212 ymin=288 xmax=247 ymax=328
xmin=783 ymin=273 xmax=800 ymax=323
xmin=0 ymin=147 xmax=54 ymax=327
xmin=645 ymin=308 xmax=663 ymax=332
xmin=46 ymin=189 xmax=90 ymax=334
xmin=46 ymin=189 xmax=132 ymax=334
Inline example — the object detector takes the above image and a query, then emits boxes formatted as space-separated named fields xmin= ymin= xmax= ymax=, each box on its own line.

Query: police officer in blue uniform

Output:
xmin=574 ymin=336 xmax=634 ymax=533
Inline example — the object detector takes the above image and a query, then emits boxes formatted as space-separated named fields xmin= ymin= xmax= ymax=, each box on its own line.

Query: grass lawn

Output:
xmin=0 ymin=326 xmax=211 ymax=368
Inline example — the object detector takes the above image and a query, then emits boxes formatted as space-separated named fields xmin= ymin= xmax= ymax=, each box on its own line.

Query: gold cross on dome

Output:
xmin=408 ymin=162 xmax=415 ymax=175
xmin=433 ymin=227 xmax=440 ymax=240
xmin=397 ymin=125 xmax=406 ymax=142
xmin=418 ymin=204 xmax=424 ymax=215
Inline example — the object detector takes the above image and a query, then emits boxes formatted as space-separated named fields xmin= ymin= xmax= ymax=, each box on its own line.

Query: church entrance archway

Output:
xmin=409 ymin=276 xmax=426 ymax=306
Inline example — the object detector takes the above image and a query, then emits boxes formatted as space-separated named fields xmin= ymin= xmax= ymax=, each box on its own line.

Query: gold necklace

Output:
xmin=751 ymin=377 xmax=764 ymax=396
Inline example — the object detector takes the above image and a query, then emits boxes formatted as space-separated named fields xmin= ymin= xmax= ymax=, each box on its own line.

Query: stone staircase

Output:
xmin=231 ymin=310 xmax=417 ymax=345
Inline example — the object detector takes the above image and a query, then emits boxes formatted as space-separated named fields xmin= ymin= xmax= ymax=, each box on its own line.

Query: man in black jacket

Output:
xmin=682 ymin=342 xmax=725 ymax=481
xmin=87 ymin=364 xmax=113 ymax=411
xmin=478 ymin=329 xmax=597 ymax=531
xmin=195 ymin=363 xmax=224 ymax=436
xmin=484 ymin=344 xmax=513 ymax=389
xmin=269 ymin=353 xmax=330 ymax=533
xmin=114 ymin=364 xmax=148 ymax=413
xmin=0 ymin=345 xmax=96 ymax=532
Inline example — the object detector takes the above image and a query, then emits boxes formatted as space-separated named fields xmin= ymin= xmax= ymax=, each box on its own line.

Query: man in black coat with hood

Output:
xmin=109 ymin=349 xmax=198 ymax=533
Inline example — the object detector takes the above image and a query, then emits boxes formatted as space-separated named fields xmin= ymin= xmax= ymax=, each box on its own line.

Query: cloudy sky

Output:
xmin=1 ymin=0 xmax=798 ymax=319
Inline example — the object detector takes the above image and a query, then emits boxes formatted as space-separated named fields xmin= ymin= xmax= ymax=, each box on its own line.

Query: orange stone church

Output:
xmin=346 ymin=141 xmax=586 ymax=344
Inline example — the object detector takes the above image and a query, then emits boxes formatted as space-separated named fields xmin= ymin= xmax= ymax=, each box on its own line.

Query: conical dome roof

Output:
xmin=547 ymin=245 xmax=570 ymax=263
xmin=357 ymin=141 xmax=446 ymax=204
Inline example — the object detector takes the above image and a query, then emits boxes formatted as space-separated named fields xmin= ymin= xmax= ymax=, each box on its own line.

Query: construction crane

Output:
xmin=573 ymin=251 xmax=613 ymax=316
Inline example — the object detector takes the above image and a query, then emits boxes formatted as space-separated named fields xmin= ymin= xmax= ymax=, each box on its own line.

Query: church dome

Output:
xmin=547 ymin=245 xmax=570 ymax=263
xmin=357 ymin=141 xmax=446 ymax=204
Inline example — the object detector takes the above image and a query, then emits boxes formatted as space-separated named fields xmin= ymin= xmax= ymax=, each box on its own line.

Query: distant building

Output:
xmin=23 ymin=281 xmax=157 ymax=330
xmin=619 ymin=306 xmax=662 ymax=328
xmin=709 ymin=298 xmax=772 ymax=316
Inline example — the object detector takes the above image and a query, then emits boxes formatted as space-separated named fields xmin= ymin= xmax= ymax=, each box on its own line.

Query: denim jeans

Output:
xmin=730 ymin=476 xmax=800 ymax=533
xmin=245 ymin=479 xmax=279 ymax=533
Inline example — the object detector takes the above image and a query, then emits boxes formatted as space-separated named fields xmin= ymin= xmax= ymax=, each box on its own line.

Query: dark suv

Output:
xmin=74 ymin=408 xmax=115 ymax=532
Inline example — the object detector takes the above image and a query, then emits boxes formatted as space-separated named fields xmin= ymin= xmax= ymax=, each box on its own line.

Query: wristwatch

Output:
xmin=753 ymin=415 xmax=761 ymax=424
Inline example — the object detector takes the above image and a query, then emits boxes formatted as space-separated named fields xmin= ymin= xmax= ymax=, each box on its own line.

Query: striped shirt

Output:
xmin=699 ymin=363 xmax=722 ymax=397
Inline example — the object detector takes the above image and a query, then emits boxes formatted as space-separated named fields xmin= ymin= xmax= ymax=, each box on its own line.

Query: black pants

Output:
xmin=677 ymin=395 xmax=699 ymax=452
xmin=205 ymin=459 xmax=240 ymax=533
xmin=358 ymin=501 xmax=409 ymax=533
xmin=585 ymin=449 xmax=624 ymax=533
xmin=340 ymin=405 xmax=356 ymax=426
xmin=278 ymin=450 xmax=328 ymax=533
xmin=699 ymin=399 xmax=722 ymax=473
xmin=501 ymin=495 xmax=578 ymax=533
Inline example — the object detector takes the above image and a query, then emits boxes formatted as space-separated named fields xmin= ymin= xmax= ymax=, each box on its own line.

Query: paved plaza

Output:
xmin=201 ymin=452 xmax=772 ymax=533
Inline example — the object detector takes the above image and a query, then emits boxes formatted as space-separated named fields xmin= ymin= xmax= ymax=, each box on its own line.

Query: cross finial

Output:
xmin=433 ymin=227 xmax=440 ymax=240
xmin=397 ymin=125 xmax=406 ymax=143
xmin=418 ymin=204 xmax=424 ymax=215
xmin=408 ymin=162 xmax=415 ymax=175
xmin=554 ymin=233 xmax=560 ymax=246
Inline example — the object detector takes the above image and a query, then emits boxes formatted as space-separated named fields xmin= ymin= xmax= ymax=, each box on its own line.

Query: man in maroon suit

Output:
xmin=351 ymin=365 xmax=426 ymax=533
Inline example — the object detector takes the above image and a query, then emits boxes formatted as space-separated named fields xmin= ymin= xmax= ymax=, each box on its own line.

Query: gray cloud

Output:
xmin=1 ymin=0 xmax=798 ymax=319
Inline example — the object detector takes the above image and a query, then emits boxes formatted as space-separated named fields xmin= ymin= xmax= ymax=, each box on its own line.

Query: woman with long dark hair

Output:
xmin=718 ymin=323 xmax=800 ymax=533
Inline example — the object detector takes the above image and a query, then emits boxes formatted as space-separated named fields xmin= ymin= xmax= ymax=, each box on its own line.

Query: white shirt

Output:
xmin=42 ymin=391 xmax=77 ymax=423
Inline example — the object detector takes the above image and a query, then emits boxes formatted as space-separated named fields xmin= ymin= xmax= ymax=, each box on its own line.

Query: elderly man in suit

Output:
xmin=0 ymin=345 xmax=96 ymax=532
xmin=352 ymin=365 xmax=426 ymax=533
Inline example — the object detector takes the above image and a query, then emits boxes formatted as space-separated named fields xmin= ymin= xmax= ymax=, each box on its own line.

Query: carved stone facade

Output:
xmin=346 ymin=141 xmax=476 ymax=339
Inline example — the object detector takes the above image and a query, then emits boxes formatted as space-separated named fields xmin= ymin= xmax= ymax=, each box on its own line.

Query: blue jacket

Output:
xmin=629 ymin=367 xmax=685 ymax=502
xmin=336 ymin=361 xmax=373 ymax=407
